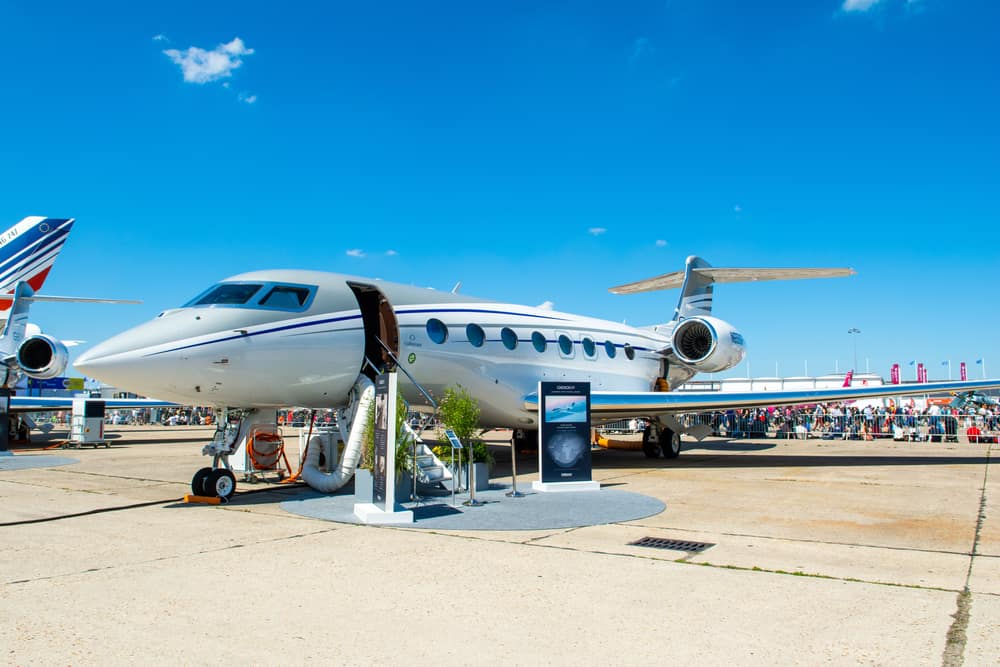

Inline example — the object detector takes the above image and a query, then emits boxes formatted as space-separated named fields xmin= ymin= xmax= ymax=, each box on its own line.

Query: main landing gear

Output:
xmin=642 ymin=423 xmax=681 ymax=459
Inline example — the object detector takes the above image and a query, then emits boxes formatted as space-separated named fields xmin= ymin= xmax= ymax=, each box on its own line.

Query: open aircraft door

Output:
xmin=347 ymin=282 xmax=399 ymax=381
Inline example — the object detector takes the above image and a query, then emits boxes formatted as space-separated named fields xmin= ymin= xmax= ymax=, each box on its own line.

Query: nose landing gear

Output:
xmin=191 ymin=466 xmax=237 ymax=500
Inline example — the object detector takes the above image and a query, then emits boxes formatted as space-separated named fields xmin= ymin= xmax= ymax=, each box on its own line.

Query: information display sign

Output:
xmin=443 ymin=429 xmax=464 ymax=451
xmin=538 ymin=381 xmax=592 ymax=484
xmin=353 ymin=371 xmax=412 ymax=524
xmin=372 ymin=373 xmax=395 ymax=511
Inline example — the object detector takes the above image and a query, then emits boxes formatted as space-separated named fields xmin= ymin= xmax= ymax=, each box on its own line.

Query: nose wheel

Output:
xmin=191 ymin=467 xmax=237 ymax=500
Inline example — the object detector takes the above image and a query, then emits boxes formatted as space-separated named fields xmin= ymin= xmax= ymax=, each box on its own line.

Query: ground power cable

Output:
xmin=0 ymin=482 xmax=308 ymax=528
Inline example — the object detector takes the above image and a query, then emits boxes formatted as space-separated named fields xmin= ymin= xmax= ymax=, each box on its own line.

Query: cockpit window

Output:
xmin=184 ymin=281 xmax=316 ymax=311
xmin=191 ymin=284 xmax=262 ymax=306
xmin=259 ymin=286 xmax=311 ymax=309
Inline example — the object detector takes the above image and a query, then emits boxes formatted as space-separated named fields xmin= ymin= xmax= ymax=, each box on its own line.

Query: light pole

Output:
xmin=847 ymin=328 xmax=860 ymax=372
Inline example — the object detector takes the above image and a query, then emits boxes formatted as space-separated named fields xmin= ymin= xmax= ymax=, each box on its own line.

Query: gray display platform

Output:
xmin=0 ymin=455 xmax=79 ymax=471
xmin=280 ymin=484 xmax=665 ymax=531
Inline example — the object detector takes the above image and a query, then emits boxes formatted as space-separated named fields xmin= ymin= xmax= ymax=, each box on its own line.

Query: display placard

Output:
xmin=443 ymin=429 xmax=464 ymax=450
xmin=538 ymin=381 xmax=592 ymax=484
xmin=372 ymin=373 xmax=393 ymax=510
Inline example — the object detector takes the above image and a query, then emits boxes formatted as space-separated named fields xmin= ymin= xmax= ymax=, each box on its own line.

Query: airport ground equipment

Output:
xmin=69 ymin=398 xmax=107 ymax=448
xmin=227 ymin=423 xmax=291 ymax=483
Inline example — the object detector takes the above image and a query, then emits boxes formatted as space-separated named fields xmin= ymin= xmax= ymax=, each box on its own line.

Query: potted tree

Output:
xmin=434 ymin=386 xmax=494 ymax=491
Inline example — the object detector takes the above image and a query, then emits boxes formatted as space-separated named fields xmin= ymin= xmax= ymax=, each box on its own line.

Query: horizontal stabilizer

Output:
xmin=0 ymin=294 xmax=141 ymax=305
xmin=610 ymin=266 xmax=855 ymax=295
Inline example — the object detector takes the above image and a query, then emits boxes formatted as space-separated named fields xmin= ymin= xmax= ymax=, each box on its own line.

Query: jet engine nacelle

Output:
xmin=671 ymin=316 xmax=746 ymax=373
xmin=16 ymin=334 xmax=69 ymax=380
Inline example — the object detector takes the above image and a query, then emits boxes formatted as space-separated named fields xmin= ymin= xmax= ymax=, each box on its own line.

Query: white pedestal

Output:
xmin=531 ymin=480 xmax=600 ymax=493
xmin=353 ymin=502 xmax=414 ymax=524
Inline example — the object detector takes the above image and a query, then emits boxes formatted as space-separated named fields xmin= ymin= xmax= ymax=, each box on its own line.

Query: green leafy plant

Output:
xmin=433 ymin=385 xmax=494 ymax=467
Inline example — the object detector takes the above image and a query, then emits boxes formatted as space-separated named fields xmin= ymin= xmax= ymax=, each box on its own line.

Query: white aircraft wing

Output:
xmin=523 ymin=379 xmax=1000 ymax=419
xmin=10 ymin=396 xmax=177 ymax=412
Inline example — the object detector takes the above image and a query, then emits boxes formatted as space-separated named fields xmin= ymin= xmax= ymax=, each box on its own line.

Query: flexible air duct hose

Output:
xmin=302 ymin=375 xmax=375 ymax=493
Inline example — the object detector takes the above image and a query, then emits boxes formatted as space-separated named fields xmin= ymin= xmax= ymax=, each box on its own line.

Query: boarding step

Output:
xmin=406 ymin=429 xmax=453 ymax=486
xmin=418 ymin=465 xmax=449 ymax=483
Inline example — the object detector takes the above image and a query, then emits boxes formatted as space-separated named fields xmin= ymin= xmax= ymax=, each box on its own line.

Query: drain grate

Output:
xmin=629 ymin=536 xmax=714 ymax=553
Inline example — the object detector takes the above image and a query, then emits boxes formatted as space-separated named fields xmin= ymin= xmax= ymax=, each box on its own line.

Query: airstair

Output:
xmin=405 ymin=422 xmax=453 ymax=487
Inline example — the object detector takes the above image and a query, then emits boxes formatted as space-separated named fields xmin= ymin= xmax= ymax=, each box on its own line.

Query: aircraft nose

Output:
xmin=74 ymin=334 xmax=164 ymax=393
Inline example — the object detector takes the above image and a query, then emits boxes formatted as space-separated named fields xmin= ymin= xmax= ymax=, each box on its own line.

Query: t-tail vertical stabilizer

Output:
xmin=609 ymin=255 xmax=856 ymax=324
xmin=608 ymin=256 xmax=855 ymax=377
xmin=0 ymin=216 xmax=75 ymax=310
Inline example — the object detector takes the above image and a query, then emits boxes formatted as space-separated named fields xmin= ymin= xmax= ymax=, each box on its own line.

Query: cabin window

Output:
xmin=624 ymin=343 xmax=635 ymax=360
xmin=501 ymin=327 xmax=518 ymax=350
xmin=558 ymin=334 xmax=573 ymax=357
xmin=190 ymin=283 xmax=262 ymax=306
xmin=582 ymin=337 xmax=596 ymax=359
xmin=604 ymin=341 xmax=617 ymax=359
xmin=259 ymin=286 xmax=311 ymax=309
xmin=532 ymin=331 xmax=547 ymax=353
xmin=467 ymin=323 xmax=485 ymax=348
xmin=427 ymin=319 xmax=448 ymax=344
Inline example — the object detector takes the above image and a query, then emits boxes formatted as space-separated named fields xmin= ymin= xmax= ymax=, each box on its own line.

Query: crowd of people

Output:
xmin=688 ymin=401 xmax=1000 ymax=443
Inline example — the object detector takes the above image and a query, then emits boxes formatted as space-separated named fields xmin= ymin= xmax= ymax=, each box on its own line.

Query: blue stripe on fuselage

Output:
xmin=143 ymin=306 xmax=661 ymax=357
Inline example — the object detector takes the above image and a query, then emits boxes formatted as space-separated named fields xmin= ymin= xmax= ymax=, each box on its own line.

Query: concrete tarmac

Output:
xmin=1 ymin=425 xmax=998 ymax=665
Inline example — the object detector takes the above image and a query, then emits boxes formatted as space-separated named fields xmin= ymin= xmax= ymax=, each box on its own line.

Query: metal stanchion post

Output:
xmin=505 ymin=435 xmax=524 ymax=498
xmin=451 ymin=444 xmax=457 ymax=506
xmin=463 ymin=452 xmax=484 ymax=507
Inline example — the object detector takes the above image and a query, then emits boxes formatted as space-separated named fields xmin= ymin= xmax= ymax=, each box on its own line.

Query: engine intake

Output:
xmin=671 ymin=316 xmax=746 ymax=373
xmin=17 ymin=334 xmax=69 ymax=380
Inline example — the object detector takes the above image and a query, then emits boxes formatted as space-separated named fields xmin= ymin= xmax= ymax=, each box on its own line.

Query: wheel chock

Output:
xmin=183 ymin=494 xmax=222 ymax=505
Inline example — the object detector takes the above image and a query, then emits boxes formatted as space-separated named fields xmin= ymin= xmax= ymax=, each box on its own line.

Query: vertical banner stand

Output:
xmin=532 ymin=381 xmax=600 ymax=493
xmin=505 ymin=435 xmax=524 ymax=498
xmin=353 ymin=372 xmax=413 ymax=524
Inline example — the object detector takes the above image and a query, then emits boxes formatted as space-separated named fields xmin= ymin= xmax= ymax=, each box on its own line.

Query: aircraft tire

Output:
xmin=642 ymin=426 xmax=660 ymax=458
xmin=206 ymin=469 xmax=237 ymax=500
xmin=662 ymin=429 xmax=681 ymax=459
xmin=191 ymin=467 xmax=213 ymax=496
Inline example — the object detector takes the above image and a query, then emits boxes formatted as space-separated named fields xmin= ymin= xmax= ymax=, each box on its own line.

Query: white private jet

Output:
xmin=74 ymin=255 xmax=1000 ymax=499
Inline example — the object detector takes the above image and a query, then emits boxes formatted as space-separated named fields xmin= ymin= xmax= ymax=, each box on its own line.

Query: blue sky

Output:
xmin=1 ymin=0 xmax=997 ymax=382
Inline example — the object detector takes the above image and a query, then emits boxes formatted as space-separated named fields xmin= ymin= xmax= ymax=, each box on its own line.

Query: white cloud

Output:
xmin=346 ymin=249 xmax=366 ymax=258
xmin=385 ymin=249 xmax=399 ymax=256
xmin=733 ymin=205 xmax=742 ymax=213
xmin=152 ymin=34 xmax=169 ymax=42
xmin=842 ymin=0 xmax=881 ymax=12
xmin=655 ymin=239 xmax=667 ymax=247
xmin=537 ymin=301 xmax=555 ymax=310
xmin=164 ymin=37 xmax=254 ymax=84
xmin=588 ymin=227 xmax=607 ymax=236
xmin=629 ymin=37 xmax=653 ymax=67
xmin=238 ymin=92 xmax=257 ymax=104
